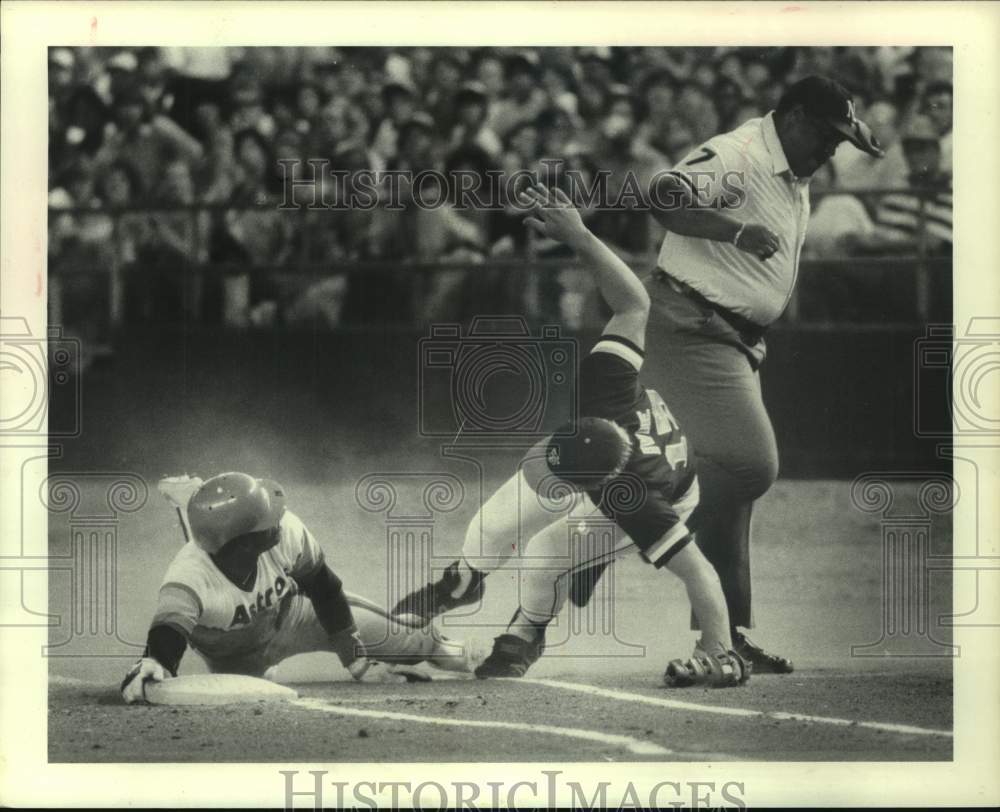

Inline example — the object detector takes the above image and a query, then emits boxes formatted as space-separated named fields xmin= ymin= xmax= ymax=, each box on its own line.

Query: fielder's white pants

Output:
xmin=460 ymin=470 xmax=699 ymax=627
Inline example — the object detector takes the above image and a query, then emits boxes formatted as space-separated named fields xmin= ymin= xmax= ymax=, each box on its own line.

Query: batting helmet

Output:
xmin=521 ymin=416 xmax=633 ymax=495
xmin=187 ymin=472 xmax=287 ymax=554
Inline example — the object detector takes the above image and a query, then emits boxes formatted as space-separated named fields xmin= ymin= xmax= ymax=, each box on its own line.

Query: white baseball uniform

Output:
xmin=153 ymin=509 xmax=468 ymax=675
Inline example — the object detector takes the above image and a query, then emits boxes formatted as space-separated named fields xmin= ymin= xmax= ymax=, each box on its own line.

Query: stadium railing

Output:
xmin=46 ymin=188 xmax=952 ymax=335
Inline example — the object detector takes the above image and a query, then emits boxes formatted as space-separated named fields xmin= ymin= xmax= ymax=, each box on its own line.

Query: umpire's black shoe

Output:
xmin=474 ymin=633 xmax=545 ymax=679
xmin=732 ymin=632 xmax=794 ymax=674
xmin=391 ymin=560 xmax=485 ymax=621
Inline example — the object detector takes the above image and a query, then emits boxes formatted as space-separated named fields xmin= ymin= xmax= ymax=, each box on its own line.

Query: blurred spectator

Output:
xmin=426 ymin=51 xmax=466 ymax=133
xmin=913 ymin=47 xmax=953 ymax=86
xmin=48 ymin=161 xmax=114 ymax=264
xmin=589 ymin=94 xmax=669 ymax=255
xmin=223 ymin=129 xmax=292 ymax=265
xmin=540 ymin=63 xmax=579 ymax=118
xmin=489 ymin=53 xmax=548 ymax=138
xmin=830 ymin=100 xmax=909 ymax=191
xmin=161 ymin=46 xmax=234 ymax=81
xmin=803 ymin=164 xmax=875 ymax=258
xmin=311 ymin=97 xmax=371 ymax=163
xmin=475 ymin=53 xmax=506 ymax=103
xmin=714 ymin=76 xmax=749 ymax=131
xmin=227 ymin=62 xmax=277 ymax=138
xmin=536 ymin=107 xmax=578 ymax=162
xmin=635 ymin=71 xmax=676 ymax=157
xmin=861 ymin=115 xmax=952 ymax=256
xmin=103 ymin=49 xmax=140 ymax=98
xmin=127 ymin=158 xmax=207 ymax=321
xmin=370 ymin=78 xmax=418 ymax=171
xmin=96 ymin=162 xmax=149 ymax=266
xmin=95 ymin=84 xmax=203 ymax=197
xmin=504 ymin=119 xmax=540 ymax=170
xmin=48 ymin=45 xmax=953 ymax=327
xmin=922 ymin=81 xmax=952 ymax=175
xmin=675 ymin=81 xmax=720 ymax=144
xmin=136 ymin=48 xmax=174 ymax=115
xmin=449 ymin=81 xmax=502 ymax=157
xmin=294 ymin=81 xmax=323 ymax=133
xmin=576 ymin=78 xmax=610 ymax=131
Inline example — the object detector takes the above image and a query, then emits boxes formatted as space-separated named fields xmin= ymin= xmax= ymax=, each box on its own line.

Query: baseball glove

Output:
xmin=664 ymin=644 xmax=750 ymax=689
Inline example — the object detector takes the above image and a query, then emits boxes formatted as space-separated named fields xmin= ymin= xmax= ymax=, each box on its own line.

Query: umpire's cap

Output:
xmin=778 ymin=75 xmax=885 ymax=158
xmin=188 ymin=472 xmax=286 ymax=554
xmin=520 ymin=417 xmax=633 ymax=496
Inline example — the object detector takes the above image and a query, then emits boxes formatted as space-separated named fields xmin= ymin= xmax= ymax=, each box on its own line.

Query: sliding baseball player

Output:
xmin=121 ymin=472 xmax=483 ymax=702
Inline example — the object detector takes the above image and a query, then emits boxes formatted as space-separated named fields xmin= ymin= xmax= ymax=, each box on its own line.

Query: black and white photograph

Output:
xmin=1 ymin=1 xmax=998 ymax=808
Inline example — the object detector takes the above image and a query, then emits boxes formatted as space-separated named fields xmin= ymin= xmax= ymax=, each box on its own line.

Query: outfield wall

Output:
xmin=50 ymin=323 xmax=950 ymax=480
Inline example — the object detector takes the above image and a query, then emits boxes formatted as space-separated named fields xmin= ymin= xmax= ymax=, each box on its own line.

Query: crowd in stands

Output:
xmin=47 ymin=46 xmax=953 ymax=330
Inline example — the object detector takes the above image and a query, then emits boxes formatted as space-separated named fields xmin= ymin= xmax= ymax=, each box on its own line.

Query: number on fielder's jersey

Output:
xmin=635 ymin=389 xmax=689 ymax=471
xmin=684 ymin=146 xmax=717 ymax=166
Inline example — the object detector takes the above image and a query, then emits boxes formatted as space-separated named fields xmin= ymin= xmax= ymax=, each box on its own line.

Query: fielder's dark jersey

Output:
xmin=580 ymin=335 xmax=697 ymax=567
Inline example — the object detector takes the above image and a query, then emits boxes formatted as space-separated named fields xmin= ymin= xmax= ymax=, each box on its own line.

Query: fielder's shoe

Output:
xmin=664 ymin=646 xmax=750 ymax=688
xmin=732 ymin=631 xmax=794 ymax=674
xmin=474 ymin=633 xmax=545 ymax=679
xmin=391 ymin=560 xmax=485 ymax=621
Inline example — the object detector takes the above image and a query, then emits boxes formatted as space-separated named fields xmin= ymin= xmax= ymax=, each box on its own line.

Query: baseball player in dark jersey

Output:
xmin=393 ymin=183 xmax=749 ymax=688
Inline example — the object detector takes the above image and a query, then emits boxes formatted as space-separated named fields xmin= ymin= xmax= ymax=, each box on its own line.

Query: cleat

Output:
xmin=732 ymin=632 xmax=794 ymax=674
xmin=474 ymin=633 xmax=545 ymax=679
xmin=663 ymin=646 xmax=750 ymax=689
xmin=391 ymin=560 xmax=485 ymax=621
xmin=461 ymin=636 xmax=491 ymax=674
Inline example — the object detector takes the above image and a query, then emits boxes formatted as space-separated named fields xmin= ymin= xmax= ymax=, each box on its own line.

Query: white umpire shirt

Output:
xmin=655 ymin=112 xmax=811 ymax=327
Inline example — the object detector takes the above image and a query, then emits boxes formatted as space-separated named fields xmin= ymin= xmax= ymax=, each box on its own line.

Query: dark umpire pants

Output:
xmin=643 ymin=271 xmax=779 ymax=629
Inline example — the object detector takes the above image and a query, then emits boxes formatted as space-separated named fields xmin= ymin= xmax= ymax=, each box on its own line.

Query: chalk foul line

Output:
xmin=523 ymin=679 xmax=952 ymax=739
xmin=290 ymin=697 xmax=670 ymax=756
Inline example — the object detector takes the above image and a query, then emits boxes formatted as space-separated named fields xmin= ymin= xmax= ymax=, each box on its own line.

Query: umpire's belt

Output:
xmin=653 ymin=269 xmax=768 ymax=345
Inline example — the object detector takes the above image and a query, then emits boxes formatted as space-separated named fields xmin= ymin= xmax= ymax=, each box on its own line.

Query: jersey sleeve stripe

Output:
xmin=592 ymin=337 xmax=644 ymax=371
xmin=639 ymin=522 xmax=691 ymax=568
xmin=160 ymin=580 xmax=205 ymax=616
xmin=150 ymin=617 xmax=194 ymax=639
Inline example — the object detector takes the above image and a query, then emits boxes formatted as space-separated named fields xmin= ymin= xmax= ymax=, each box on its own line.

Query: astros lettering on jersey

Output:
xmin=152 ymin=510 xmax=322 ymax=663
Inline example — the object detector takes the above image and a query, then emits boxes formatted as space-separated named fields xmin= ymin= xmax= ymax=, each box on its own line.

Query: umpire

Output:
xmin=644 ymin=76 xmax=884 ymax=672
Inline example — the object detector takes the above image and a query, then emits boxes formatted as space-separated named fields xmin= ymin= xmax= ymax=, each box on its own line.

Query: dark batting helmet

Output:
xmin=521 ymin=416 xmax=633 ymax=495
xmin=187 ymin=472 xmax=287 ymax=554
